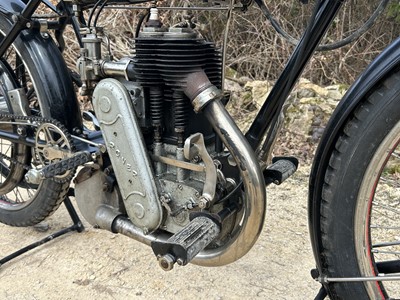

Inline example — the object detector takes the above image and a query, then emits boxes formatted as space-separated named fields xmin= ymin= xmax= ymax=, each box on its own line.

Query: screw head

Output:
xmin=158 ymin=254 xmax=175 ymax=271
xmin=198 ymin=197 xmax=209 ymax=209
xmin=176 ymin=258 xmax=185 ymax=266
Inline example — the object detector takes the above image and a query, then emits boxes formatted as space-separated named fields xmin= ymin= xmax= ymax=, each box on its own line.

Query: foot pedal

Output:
xmin=151 ymin=215 xmax=220 ymax=271
xmin=263 ymin=156 xmax=298 ymax=185
xmin=25 ymin=151 xmax=92 ymax=184
xmin=41 ymin=151 xmax=92 ymax=179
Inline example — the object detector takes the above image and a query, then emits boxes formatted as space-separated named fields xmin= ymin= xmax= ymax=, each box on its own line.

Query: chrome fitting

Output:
xmin=25 ymin=169 xmax=44 ymax=185
xmin=192 ymin=85 xmax=222 ymax=113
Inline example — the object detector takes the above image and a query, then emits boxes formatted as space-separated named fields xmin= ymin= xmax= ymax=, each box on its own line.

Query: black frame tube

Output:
xmin=246 ymin=0 xmax=345 ymax=150
xmin=0 ymin=130 xmax=35 ymax=147
xmin=0 ymin=0 xmax=41 ymax=57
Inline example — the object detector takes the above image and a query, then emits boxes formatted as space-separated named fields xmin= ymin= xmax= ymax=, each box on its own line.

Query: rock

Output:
xmin=244 ymin=80 xmax=272 ymax=108
xmin=33 ymin=222 xmax=50 ymax=232
xmin=227 ymin=77 xmax=346 ymax=161
xmin=297 ymin=79 xmax=329 ymax=98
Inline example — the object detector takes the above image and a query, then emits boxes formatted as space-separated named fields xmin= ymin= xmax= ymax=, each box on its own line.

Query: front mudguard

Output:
xmin=0 ymin=0 xmax=82 ymax=131
xmin=309 ymin=36 xmax=400 ymax=272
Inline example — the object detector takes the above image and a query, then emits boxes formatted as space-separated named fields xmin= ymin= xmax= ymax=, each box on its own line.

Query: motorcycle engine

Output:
xmin=76 ymin=11 xmax=238 ymax=237
xmin=130 ymin=25 xmax=226 ymax=233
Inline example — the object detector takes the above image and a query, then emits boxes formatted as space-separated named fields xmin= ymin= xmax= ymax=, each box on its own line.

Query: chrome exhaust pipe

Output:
xmin=184 ymin=70 xmax=267 ymax=266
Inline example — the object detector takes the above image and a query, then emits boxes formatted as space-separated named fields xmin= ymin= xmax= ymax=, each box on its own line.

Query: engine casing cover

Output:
xmin=93 ymin=78 xmax=163 ymax=233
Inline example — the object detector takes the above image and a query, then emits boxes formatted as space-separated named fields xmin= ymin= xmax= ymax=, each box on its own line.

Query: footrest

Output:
xmin=41 ymin=151 xmax=92 ymax=179
xmin=25 ymin=151 xmax=92 ymax=184
xmin=151 ymin=215 xmax=220 ymax=271
xmin=263 ymin=156 xmax=299 ymax=185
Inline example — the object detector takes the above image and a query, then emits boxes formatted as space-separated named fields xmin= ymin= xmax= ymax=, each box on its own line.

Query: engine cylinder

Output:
xmin=133 ymin=27 xmax=223 ymax=144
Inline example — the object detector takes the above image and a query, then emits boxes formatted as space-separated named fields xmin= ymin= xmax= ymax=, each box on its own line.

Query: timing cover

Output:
xmin=93 ymin=78 xmax=162 ymax=233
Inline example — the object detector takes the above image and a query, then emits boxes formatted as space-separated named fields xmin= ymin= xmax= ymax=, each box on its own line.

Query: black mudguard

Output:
xmin=0 ymin=0 xmax=82 ymax=132
xmin=309 ymin=36 xmax=400 ymax=271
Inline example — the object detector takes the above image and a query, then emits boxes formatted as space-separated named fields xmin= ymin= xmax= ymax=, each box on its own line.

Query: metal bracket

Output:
xmin=184 ymin=133 xmax=217 ymax=209
xmin=8 ymin=89 xmax=29 ymax=116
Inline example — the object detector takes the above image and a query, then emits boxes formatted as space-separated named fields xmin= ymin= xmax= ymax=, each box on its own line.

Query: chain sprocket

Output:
xmin=0 ymin=113 xmax=76 ymax=183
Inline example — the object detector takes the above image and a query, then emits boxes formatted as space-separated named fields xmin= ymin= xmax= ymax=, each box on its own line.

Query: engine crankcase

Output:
xmin=93 ymin=78 xmax=163 ymax=233
xmin=74 ymin=168 xmax=121 ymax=227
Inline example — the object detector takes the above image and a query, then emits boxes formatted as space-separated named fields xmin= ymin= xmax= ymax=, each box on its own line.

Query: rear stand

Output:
xmin=0 ymin=195 xmax=84 ymax=267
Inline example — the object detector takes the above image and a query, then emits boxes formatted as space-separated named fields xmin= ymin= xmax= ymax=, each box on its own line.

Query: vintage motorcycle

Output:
xmin=0 ymin=0 xmax=398 ymax=299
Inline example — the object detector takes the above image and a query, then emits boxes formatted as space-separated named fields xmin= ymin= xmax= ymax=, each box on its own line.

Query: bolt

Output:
xmin=176 ymin=258 xmax=184 ymax=266
xmin=26 ymin=22 xmax=32 ymax=29
xmin=178 ymin=184 xmax=183 ymax=190
xmin=17 ymin=127 xmax=26 ymax=136
xmin=198 ymin=197 xmax=209 ymax=209
xmin=91 ymin=153 xmax=98 ymax=161
xmin=12 ymin=15 xmax=18 ymax=23
xmin=160 ymin=194 xmax=171 ymax=203
xmin=213 ymin=159 xmax=222 ymax=169
xmin=99 ymin=145 xmax=107 ymax=153
xmin=73 ymin=127 xmax=82 ymax=135
xmin=158 ymin=254 xmax=175 ymax=271
xmin=142 ymin=227 xmax=149 ymax=235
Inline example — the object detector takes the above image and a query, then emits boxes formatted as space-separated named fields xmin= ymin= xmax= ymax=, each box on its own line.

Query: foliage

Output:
xmin=40 ymin=0 xmax=400 ymax=86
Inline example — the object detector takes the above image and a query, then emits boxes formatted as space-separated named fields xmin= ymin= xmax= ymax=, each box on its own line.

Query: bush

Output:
xmin=41 ymin=0 xmax=400 ymax=86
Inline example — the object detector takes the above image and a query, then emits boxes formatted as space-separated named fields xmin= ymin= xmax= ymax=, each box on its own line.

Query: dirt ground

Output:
xmin=0 ymin=165 xmax=322 ymax=300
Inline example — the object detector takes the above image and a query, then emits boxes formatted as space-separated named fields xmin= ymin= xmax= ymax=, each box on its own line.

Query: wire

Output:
xmin=93 ymin=0 xmax=110 ymax=28
xmin=215 ymin=181 xmax=243 ymax=205
xmin=88 ymin=0 xmax=103 ymax=28
xmin=257 ymin=0 xmax=390 ymax=51
xmin=135 ymin=9 xmax=150 ymax=38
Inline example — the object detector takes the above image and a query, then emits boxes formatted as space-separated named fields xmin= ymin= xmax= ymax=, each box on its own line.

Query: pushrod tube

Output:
xmin=0 ymin=0 xmax=41 ymax=57
xmin=245 ymin=0 xmax=345 ymax=150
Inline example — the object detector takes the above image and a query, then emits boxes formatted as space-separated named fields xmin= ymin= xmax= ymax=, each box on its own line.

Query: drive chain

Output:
xmin=0 ymin=113 xmax=78 ymax=183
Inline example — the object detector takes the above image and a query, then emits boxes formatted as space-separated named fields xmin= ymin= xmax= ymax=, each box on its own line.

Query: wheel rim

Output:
xmin=0 ymin=50 xmax=39 ymax=210
xmin=355 ymin=119 xmax=400 ymax=299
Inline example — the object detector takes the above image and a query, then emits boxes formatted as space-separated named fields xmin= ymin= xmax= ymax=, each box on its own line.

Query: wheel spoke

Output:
xmin=371 ymin=225 xmax=400 ymax=230
xmin=372 ymin=249 xmax=400 ymax=255
xmin=379 ymin=177 xmax=400 ymax=189
xmin=373 ymin=241 xmax=400 ymax=248
xmin=377 ymin=260 xmax=400 ymax=274
xmin=391 ymin=151 xmax=400 ymax=160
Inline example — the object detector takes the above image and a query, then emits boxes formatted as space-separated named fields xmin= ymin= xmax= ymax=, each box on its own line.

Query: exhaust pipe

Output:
xmin=183 ymin=70 xmax=267 ymax=267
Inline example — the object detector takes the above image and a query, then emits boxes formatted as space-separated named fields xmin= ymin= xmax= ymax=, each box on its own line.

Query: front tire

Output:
xmin=320 ymin=71 xmax=400 ymax=299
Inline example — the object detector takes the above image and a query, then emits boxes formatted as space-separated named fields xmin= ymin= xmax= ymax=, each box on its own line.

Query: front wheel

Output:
xmin=320 ymin=71 xmax=400 ymax=299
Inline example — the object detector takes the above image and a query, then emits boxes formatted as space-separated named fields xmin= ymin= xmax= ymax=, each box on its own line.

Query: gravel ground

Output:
xmin=0 ymin=165 xmax=322 ymax=300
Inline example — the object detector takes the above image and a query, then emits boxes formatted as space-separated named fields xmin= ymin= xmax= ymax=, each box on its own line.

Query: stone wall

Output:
xmin=226 ymin=78 xmax=347 ymax=162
